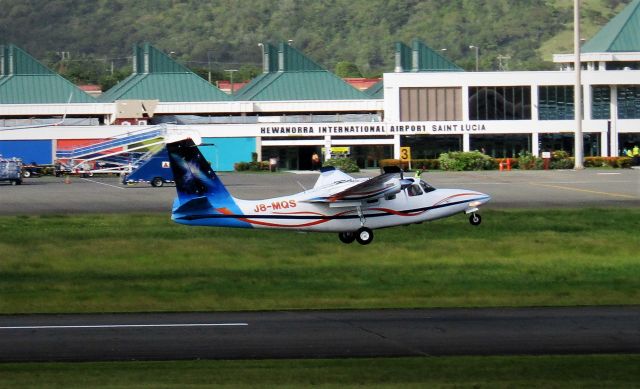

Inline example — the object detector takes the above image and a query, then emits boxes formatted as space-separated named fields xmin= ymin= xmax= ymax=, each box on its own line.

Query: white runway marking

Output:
xmin=80 ymin=177 xmax=127 ymax=190
xmin=0 ymin=323 xmax=248 ymax=330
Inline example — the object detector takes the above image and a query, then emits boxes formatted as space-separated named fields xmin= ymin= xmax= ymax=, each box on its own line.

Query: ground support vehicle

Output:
xmin=0 ymin=157 xmax=23 ymax=185
xmin=121 ymin=148 xmax=174 ymax=187
xmin=21 ymin=163 xmax=47 ymax=178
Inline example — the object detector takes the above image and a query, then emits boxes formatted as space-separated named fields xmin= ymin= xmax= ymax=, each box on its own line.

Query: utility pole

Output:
xmin=574 ymin=0 xmax=584 ymax=169
xmin=207 ymin=51 xmax=213 ymax=83
xmin=225 ymin=69 xmax=238 ymax=95
xmin=497 ymin=55 xmax=511 ymax=71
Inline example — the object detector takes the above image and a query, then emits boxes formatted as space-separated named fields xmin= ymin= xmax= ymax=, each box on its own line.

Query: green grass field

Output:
xmin=1 ymin=355 xmax=639 ymax=388
xmin=0 ymin=208 xmax=638 ymax=313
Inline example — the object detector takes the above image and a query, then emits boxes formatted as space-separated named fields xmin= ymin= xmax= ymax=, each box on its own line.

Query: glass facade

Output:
xmin=470 ymin=134 xmax=531 ymax=158
xmin=619 ymin=133 xmax=640 ymax=154
xmin=261 ymin=145 xmax=393 ymax=170
xmin=539 ymin=133 xmax=600 ymax=157
xmin=538 ymin=86 xmax=574 ymax=120
xmin=591 ymin=86 xmax=610 ymax=119
xmin=469 ymin=86 xmax=531 ymax=120
xmin=607 ymin=61 xmax=640 ymax=70
xmin=401 ymin=135 xmax=462 ymax=159
xmin=350 ymin=145 xmax=394 ymax=168
xmin=617 ymin=86 xmax=640 ymax=119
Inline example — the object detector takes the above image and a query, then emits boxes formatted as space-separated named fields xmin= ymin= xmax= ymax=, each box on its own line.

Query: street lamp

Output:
xmin=469 ymin=45 xmax=479 ymax=71
xmin=225 ymin=69 xmax=238 ymax=95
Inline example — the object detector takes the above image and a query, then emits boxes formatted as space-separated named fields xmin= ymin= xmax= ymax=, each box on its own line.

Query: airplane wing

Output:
xmin=305 ymin=167 xmax=412 ymax=205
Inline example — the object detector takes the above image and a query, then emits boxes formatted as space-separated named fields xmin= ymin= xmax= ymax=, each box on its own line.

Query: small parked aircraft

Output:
xmin=167 ymin=138 xmax=491 ymax=245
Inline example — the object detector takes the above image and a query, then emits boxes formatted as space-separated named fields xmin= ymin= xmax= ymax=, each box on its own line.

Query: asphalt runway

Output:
xmin=0 ymin=169 xmax=638 ymax=215
xmin=1 ymin=307 xmax=639 ymax=362
xmin=1 ymin=169 xmax=639 ymax=362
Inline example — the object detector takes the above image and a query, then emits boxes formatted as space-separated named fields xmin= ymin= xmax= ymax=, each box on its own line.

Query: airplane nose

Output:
xmin=468 ymin=193 xmax=491 ymax=207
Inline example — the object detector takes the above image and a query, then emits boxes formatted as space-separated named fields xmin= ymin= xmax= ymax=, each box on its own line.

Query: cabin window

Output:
xmin=420 ymin=180 xmax=436 ymax=193
xmin=385 ymin=194 xmax=396 ymax=201
xmin=407 ymin=184 xmax=423 ymax=197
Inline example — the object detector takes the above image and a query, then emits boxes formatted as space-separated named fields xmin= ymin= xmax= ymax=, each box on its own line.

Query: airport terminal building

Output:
xmin=1 ymin=0 xmax=640 ymax=170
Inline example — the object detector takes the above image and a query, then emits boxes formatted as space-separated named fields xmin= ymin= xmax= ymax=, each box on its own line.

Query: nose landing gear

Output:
xmin=338 ymin=227 xmax=374 ymax=245
xmin=469 ymin=213 xmax=482 ymax=226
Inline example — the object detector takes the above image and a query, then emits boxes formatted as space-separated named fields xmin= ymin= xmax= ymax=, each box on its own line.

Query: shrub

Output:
xmin=234 ymin=161 xmax=270 ymax=171
xmin=517 ymin=151 xmax=540 ymax=170
xmin=616 ymin=157 xmax=632 ymax=168
xmin=584 ymin=156 xmax=632 ymax=168
xmin=323 ymin=157 xmax=360 ymax=172
xmin=412 ymin=159 xmax=440 ymax=170
xmin=438 ymin=151 xmax=495 ymax=171
xmin=548 ymin=150 xmax=574 ymax=169
xmin=378 ymin=159 xmax=409 ymax=170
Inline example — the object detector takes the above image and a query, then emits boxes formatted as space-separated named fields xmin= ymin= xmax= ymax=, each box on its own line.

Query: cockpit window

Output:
xmin=407 ymin=184 xmax=423 ymax=197
xmin=420 ymin=180 xmax=436 ymax=193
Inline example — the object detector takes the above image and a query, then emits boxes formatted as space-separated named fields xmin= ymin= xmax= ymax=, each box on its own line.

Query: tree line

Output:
xmin=0 ymin=0 xmax=631 ymax=89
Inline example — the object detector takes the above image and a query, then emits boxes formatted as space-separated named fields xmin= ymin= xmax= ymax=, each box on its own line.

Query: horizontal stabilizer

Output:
xmin=173 ymin=196 xmax=213 ymax=214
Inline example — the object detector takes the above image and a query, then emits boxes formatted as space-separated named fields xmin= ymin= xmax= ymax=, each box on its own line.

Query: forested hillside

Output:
xmin=0 ymin=0 xmax=632 ymax=88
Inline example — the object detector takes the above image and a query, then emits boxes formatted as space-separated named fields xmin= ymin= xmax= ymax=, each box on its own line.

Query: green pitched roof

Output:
xmin=582 ymin=0 xmax=640 ymax=53
xmin=0 ymin=44 xmax=94 ymax=104
xmin=394 ymin=39 xmax=463 ymax=72
xmin=99 ymin=43 xmax=230 ymax=102
xmin=234 ymin=42 xmax=369 ymax=101
xmin=365 ymin=80 xmax=383 ymax=99
xmin=394 ymin=42 xmax=413 ymax=72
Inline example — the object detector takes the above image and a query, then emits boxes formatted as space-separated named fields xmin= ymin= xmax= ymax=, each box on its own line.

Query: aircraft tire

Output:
xmin=22 ymin=170 xmax=31 ymax=178
xmin=355 ymin=227 xmax=373 ymax=245
xmin=469 ymin=213 xmax=482 ymax=226
xmin=338 ymin=232 xmax=356 ymax=244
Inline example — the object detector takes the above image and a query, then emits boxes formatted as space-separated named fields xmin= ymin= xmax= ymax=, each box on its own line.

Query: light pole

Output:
xmin=207 ymin=51 xmax=214 ymax=83
xmin=225 ymin=69 xmax=238 ymax=95
xmin=573 ymin=0 xmax=584 ymax=169
xmin=469 ymin=45 xmax=479 ymax=71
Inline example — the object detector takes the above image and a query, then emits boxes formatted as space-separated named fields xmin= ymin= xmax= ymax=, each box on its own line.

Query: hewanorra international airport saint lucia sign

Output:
xmin=258 ymin=122 xmax=489 ymax=136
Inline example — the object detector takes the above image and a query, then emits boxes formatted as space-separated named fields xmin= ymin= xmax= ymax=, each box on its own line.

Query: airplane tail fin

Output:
xmin=166 ymin=138 xmax=231 ymax=202
xmin=166 ymin=138 xmax=247 ymax=220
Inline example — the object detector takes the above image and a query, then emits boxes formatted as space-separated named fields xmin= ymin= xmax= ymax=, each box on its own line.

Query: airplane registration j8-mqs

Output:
xmin=167 ymin=138 xmax=491 ymax=245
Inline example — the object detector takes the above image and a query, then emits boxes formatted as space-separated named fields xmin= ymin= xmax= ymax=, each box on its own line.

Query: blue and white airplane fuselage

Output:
xmin=168 ymin=138 xmax=490 ymax=245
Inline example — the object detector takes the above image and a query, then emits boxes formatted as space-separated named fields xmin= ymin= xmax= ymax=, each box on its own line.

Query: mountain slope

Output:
xmin=0 ymin=0 xmax=632 ymax=75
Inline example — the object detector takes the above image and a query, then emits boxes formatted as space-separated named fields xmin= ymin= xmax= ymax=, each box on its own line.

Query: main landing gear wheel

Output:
xmin=338 ymin=232 xmax=356 ymax=244
xmin=355 ymin=227 xmax=374 ymax=245
xmin=469 ymin=213 xmax=482 ymax=226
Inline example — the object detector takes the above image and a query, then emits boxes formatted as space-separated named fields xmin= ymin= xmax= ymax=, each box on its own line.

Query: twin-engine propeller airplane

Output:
xmin=167 ymin=138 xmax=491 ymax=245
